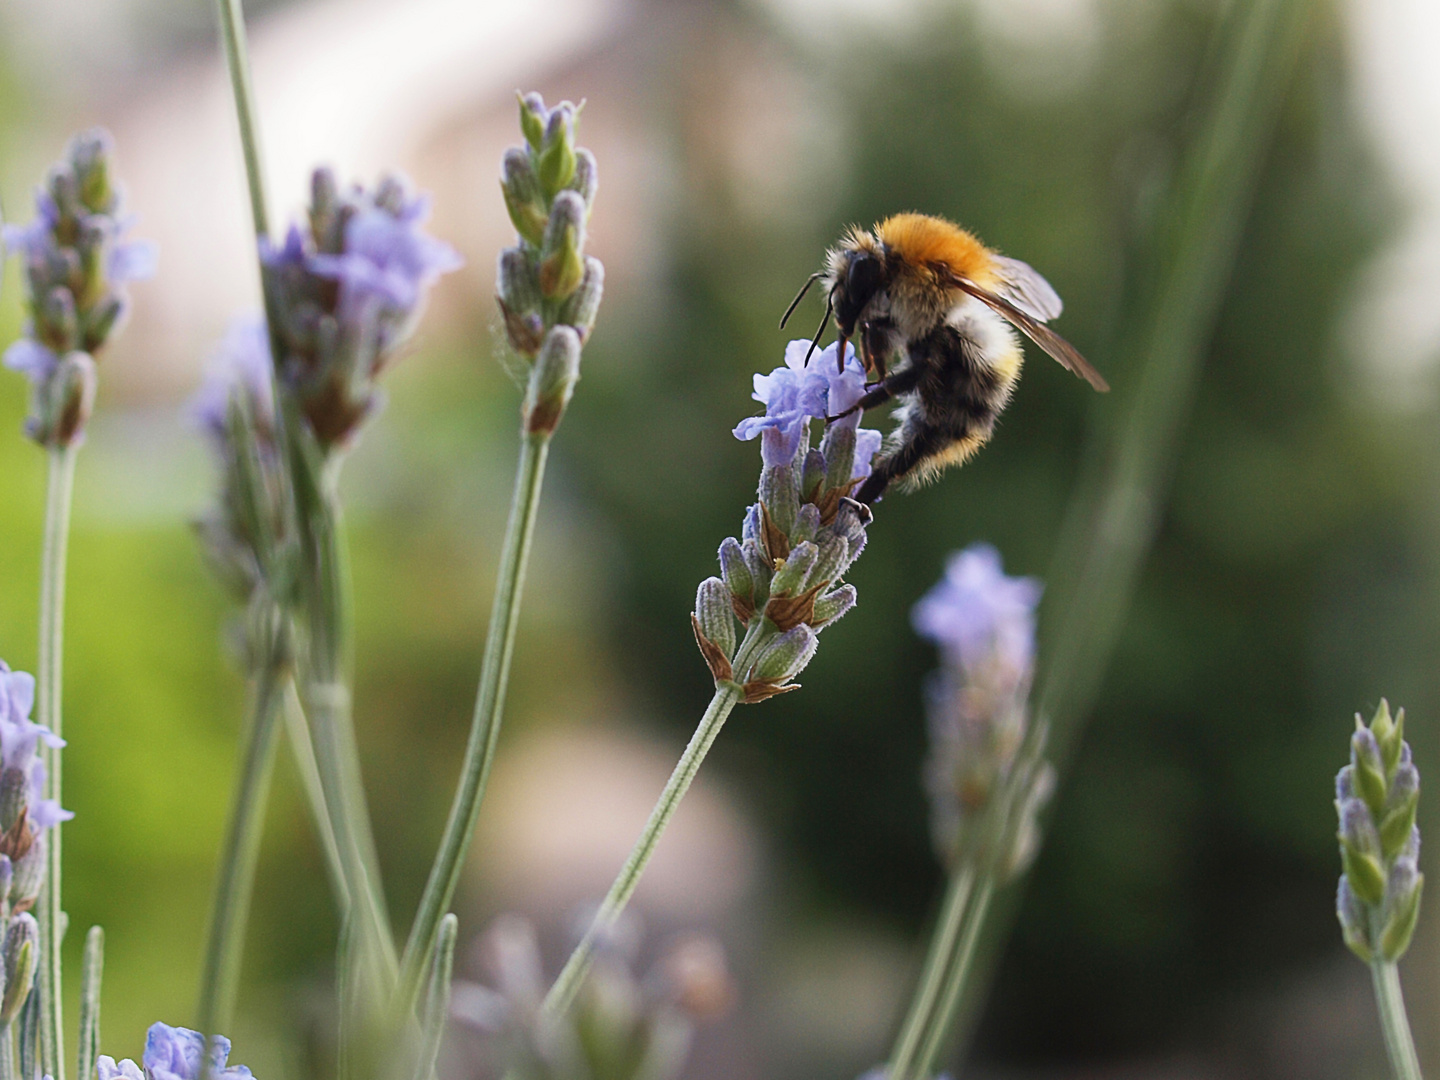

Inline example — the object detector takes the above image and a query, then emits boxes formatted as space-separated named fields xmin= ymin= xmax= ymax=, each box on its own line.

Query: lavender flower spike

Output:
xmin=912 ymin=543 xmax=1042 ymax=686
xmin=0 ymin=658 xmax=73 ymax=838
xmin=96 ymin=1021 xmax=254 ymax=1080
xmin=2 ymin=128 xmax=155 ymax=446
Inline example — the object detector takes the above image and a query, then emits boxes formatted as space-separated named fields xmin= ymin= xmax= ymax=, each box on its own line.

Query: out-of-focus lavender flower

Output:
xmin=452 ymin=916 xmax=730 ymax=1080
xmin=1335 ymin=700 xmax=1423 ymax=963
xmin=692 ymin=340 xmax=879 ymax=701
xmin=0 ymin=659 xmax=72 ymax=911
xmin=260 ymin=169 xmax=461 ymax=448
xmin=915 ymin=546 xmax=1053 ymax=875
xmin=190 ymin=316 xmax=274 ymax=453
xmin=2 ymin=129 xmax=155 ymax=446
xmin=97 ymin=1022 xmax=254 ymax=1080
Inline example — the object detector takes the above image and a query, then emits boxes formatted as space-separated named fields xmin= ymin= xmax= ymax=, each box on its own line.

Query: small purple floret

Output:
xmin=912 ymin=544 xmax=1042 ymax=677
xmin=142 ymin=1022 xmax=254 ymax=1080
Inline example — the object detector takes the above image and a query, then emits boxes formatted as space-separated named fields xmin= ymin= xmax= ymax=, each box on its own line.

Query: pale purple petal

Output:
xmin=189 ymin=314 xmax=273 ymax=447
xmin=852 ymin=428 xmax=884 ymax=479
xmin=108 ymin=238 xmax=158 ymax=282
xmin=98 ymin=1059 xmax=144 ymax=1080
xmin=912 ymin=544 xmax=1042 ymax=675
xmin=3 ymin=340 xmax=59 ymax=381
xmin=143 ymin=1022 xmax=252 ymax=1080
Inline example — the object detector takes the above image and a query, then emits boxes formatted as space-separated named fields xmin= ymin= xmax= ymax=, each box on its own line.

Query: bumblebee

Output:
xmin=783 ymin=213 xmax=1108 ymax=504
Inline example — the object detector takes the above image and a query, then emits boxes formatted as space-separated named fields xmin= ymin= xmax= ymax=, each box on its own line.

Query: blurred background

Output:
xmin=3 ymin=0 xmax=1440 ymax=1076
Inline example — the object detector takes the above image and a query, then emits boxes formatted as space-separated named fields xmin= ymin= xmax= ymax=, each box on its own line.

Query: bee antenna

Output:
xmin=780 ymin=272 xmax=823 ymax=330
xmin=804 ymin=294 xmax=833 ymax=363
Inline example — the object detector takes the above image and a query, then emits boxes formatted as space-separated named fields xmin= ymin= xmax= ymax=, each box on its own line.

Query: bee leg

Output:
xmin=855 ymin=418 xmax=952 ymax=505
xmin=827 ymin=366 xmax=921 ymax=422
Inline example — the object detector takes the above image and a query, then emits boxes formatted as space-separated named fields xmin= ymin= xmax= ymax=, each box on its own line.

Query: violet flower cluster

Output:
xmin=495 ymin=93 xmax=603 ymax=436
xmin=913 ymin=545 xmax=1054 ymax=878
xmin=1335 ymin=700 xmax=1423 ymax=964
xmin=0 ymin=661 xmax=72 ymax=1027
xmin=691 ymin=340 xmax=879 ymax=701
xmin=97 ymin=1021 xmax=253 ymax=1080
xmin=260 ymin=169 xmax=461 ymax=448
xmin=452 ymin=917 xmax=730 ymax=1080
xmin=190 ymin=316 xmax=293 ymax=622
xmin=2 ymin=129 xmax=155 ymax=447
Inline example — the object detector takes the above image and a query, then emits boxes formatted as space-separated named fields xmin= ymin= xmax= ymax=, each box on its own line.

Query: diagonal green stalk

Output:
xmin=77 ymin=926 xmax=103 ymax=1080
xmin=196 ymin=615 xmax=291 ymax=1039
xmin=283 ymin=682 xmax=347 ymax=906
xmin=36 ymin=441 xmax=77 ymax=1080
xmin=1370 ymin=961 xmax=1423 ymax=1080
xmin=412 ymin=914 xmax=457 ymax=1080
xmin=542 ymin=680 xmax=745 ymax=1017
xmin=912 ymin=876 xmax=995 ymax=1077
xmin=397 ymin=430 xmax=551 ymax=1015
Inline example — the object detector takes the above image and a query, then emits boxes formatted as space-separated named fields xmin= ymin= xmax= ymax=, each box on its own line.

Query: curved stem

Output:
xmin=396 ymin=431 xmax=551 ymax=1015
xmin=196 ymin=619 xmax=290 ymax=1039
xmin=542 ymin=682 xmax=744 ymax=1017
xmin=1371 ymin=961 xmax=1424 ymax=1080
xmin=37 ymin=442 xmax=77 ymax=1080
xmin=887 ymin=867 xmax=977 ymax=1080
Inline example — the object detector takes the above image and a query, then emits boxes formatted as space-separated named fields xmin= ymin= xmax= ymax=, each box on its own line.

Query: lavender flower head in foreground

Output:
xmin=2 ymin=128 xmax=156 ymax=446
xmin=0 ymin=660 xmax=72 ymax=916
xmin=691 ymin=341 xmax=878 ymax=701
xmin=1335 ymin=700 xmax=1423 ymax=964
xmin=260 ymin=170 xmax=461 ymax=448
xmin=914 ymin=545 xmax=1053 ymax=876
xmin=97 ymin=1021 xmax=253 ymax=1080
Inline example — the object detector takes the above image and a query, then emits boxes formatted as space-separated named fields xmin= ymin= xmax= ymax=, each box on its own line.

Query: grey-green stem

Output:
xmin=196 ymin=618 xmax=290 ymax=1039
xmin=396 ymin=430 xmax=551 ymax=1015
xmin=913 ymin=876 xmax=995 ymax=1077
xmin=1371 ymin=961 xmax=1423 ymax=1080
xmin=543 ymin=680 xmax=745 ymax=1016
xmin=37 ymin=442 xmax=77 ymax=1080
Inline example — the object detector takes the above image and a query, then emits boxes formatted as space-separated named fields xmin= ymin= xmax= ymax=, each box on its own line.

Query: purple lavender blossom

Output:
xmin=0 ymin=660 xmax=71 ymax=832
xmin=912 ymin=544 xmax=1042 ymax=680
xmin=98 ymin=1060 xmax=144 ymax=1080
xmin=138 ymin=1022 xmax=254 ymax=1080
xmin=189 ymin=314 xmax=274 ymax=451
xmin=733 ymin=339 xmax=882 ymax=475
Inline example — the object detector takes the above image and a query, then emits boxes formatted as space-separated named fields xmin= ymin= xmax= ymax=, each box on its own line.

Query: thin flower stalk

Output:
xmin=543 ymin=340 xmax=879 ymax=1016
xmin=398 ymin=92 xmax=603 ymax=1018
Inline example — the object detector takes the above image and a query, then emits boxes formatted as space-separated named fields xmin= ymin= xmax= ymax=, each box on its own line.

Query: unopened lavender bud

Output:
xmin=10 ymin=837 xmax=45 ymax=912
xmin=801 ymin=449 xmax=826 ymax=500
xmin=0 ymin=771 xmax=26 ymax=834
xmin=808 ymin=533 xmax=848 ymax=589
xmin=31 ymin=351 xmax=98 ymax=448
xmin=759 ymin=465 xmax=799 ymax=537
xmin=1380 ymin=858 xmax=1424 ymax=961
xmin=741 ymin=540 xmax=772 ymax=598
xmin=822 ymin=424 xmax=857 ymax=492
xmin=497 ymin=247 xmax=542 ymax=315
xmin=501 ymin=148 xmax=548 ymax=247
xmin=742 ymin=505 xmax=762 ymax=547
xmin=1351 ymin=724 xmax=1387 ymax=814
xmin=812 ymin=584 xmax=857 ymax=626
xmin=1376 ymin=700 xmax=1405 ymax=776
xmin=567 ymin=148 xmax=598 ymax=209
xmin=0 ymin=913 xmax=37 ymax=1023
xmin=524 ymin=326 xmax=581 ymax=435
xmin=539 ymin=191 xmax=586 ymax=299
xmin=83 ymin=293 xmax=125 ymax=354
xmin=72 ymin=134 xmax=115 ymax=213
xmin=1339 ymin=798 xmax=1380 ymax=858
xmin=536 ymin=103 xmax=578 ymax=196
xmin=1380 ymin=764 xmax=1420 ymax=859
xmin=48 ymin=166 xmax=80 ymax=220
xmin=557 ymin=257 xmax=604 ymax=341
xmin=518 ymin=92 xmax=548 ymax=149
xmin=39 ymin=287 xmax=79 ymax=353
xmin=770 ymin=542 xmax=817 ymax=597
xmin=1336 ymin=765 xmax=1355 ymax=801
xmin=792 ymin=503 xmax=820 ymax=546
xmin=1337 ymin=878 xmax=1372 ymax=961
xmin=718 ymin=538 xmax=753 ymax=601
xmin=695 ymin=578 xmax=736 ymax=657
xmin=749 ymin=625 xmax=818 ymax=683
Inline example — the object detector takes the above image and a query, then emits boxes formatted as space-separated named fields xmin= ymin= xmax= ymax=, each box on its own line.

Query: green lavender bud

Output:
xmin=539 ymin=191 xmax=587 ymax=299
xmin=0 ymin=914 xmax=37 ymax=1023
xmin=821 ymin=424 xmax=856 ymax=493
xmin=1335 ymin=700 xmax=1424 ymax=962
xmin=518 ymin=92 xmax=547 ymax=150
xmin=557 ymin=257 xmax=604 ymax=342
xmin=717 ymin=539 xmax=753 ymax=603
xmin=28 ymin=351 xmax=98 ymax=449
xmin=791 ymin=503 xmax=820 ymax=546
xmin=524 ymin=326 xmax=582 ymax=435
xmin=9 ymin=838 xmax=45 ymax=913
xmin=567 ymin=148 xmax=598 ymax=210
xmin=501 ymin=148 xmax=548 ymax=247
xmin=694 ymin=578 xmax=736 ymax=657
xmin=807 ymin=533 xmax=848 ymax=589
xmin=0 ymin=771 xmax=27 ymax=836
xmin=536 ymin=103 xmax=578 ymax=197
xmin=801 ymin=449 xmax=826 ymax=501
xmin=758 ymin=465 xmax=799 ymax=540
xmin=498 ymin=246 xmax=545 ymax=356
xmin=769 ymin=542 xmax=817 ymax=597
xmin=812 ymin=584 xmax=856 ymax=627
xmin=748 ymin=625 xmax=818 ymax=684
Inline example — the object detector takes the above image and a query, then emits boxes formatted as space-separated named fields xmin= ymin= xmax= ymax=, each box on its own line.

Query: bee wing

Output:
xmin=950 ymin=274 xmax=1110 ymax=392
xmin=991 ymin=255 xmax=1064 ymax=321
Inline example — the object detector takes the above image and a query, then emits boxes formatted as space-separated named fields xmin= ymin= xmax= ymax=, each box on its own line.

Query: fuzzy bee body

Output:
xmin=795 ymin=213 xmax=1107 ymax=504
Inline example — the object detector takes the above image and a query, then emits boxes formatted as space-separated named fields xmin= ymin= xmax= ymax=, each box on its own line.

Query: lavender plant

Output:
xmin=886 ymin=546 xmax=1055 ymax=1080
xmin=1335 ymin=701 xmax=1423 ymax=1080
xmin=97 ymin=1022 xmax=254 ymax=1080
xmin=542 ymin=339 xmax=878 ymax=1015
xmin=2 ymin=129 xmax=152 ymax=1080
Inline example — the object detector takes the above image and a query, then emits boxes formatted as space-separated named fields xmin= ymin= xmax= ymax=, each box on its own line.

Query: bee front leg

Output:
xmin=827 ymin=365 xmax=922 ymax=422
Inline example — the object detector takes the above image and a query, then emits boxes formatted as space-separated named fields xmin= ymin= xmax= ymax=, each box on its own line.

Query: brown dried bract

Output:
xmin=690 ymin=613 xmax=734 ymax=684
xmin=730 ymin=592 xmax=755 ymax=626
xmin=759 ymin=503 xmax=791 ymax=564
xmin=764 ymin=583 xmax=823 ymax=632
xmin=741 ymin=679 xmax=800 ymax=704
xmin=813 ymin=479 xmax=861 ymax=527
xmin=0 ymin=808 xmax=34 ymax=862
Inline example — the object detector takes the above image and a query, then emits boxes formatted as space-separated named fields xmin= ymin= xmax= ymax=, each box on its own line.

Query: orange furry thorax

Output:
xmin=873 ymin=213 xmax=999 ymax=288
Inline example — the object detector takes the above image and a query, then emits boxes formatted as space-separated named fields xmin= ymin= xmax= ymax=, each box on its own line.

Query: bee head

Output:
xmin=833 ymin=250 xmax=885 ymax=337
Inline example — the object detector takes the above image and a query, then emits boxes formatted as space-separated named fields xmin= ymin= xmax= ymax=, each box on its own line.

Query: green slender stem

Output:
xmin=1 ymin=1022 xmax=15 ymax=1080
xmin=412 ymin=914 xmax=457 ymax=1080
xmin=17 ymin=994 xmax=38 ymax=1080
xmin=396 ymin=431 xmax=551 ymax=1014
xmin=196 ymin=619 xmax=290 ymax=1039
xmin=37 ymin=442 xmax=77 ymax=1080
xmin=913 ymin=876 xmax=995 ymax=1077
xmin=283 ymin=682 xmax=347 ymax=906
xmin=543 ymin=681 xmax=744 ymax=1016
xmin=77 ymin=926 xmax=103 ymax=1080
xmin=1370 ymin=961 xmax=1423 ymax=1080
xmin=213 ymin=0 xmax=269 ymax=238
xmin=887 ymin=867 xmax=977 ymax=1080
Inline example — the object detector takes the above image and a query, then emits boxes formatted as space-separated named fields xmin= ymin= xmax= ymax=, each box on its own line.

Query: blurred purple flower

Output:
xmin=189 ymin=314 xmax=274 ymax=451
xmin=98 ymin=1060 xmax=144 ymax=1080
xmin=0 ymin=660 xmax=71 ymax=833
xmin=141 ymin=1022 xmax=253 ymax=1080
xmin=912 ymin=544 xmax=1041 ymax=678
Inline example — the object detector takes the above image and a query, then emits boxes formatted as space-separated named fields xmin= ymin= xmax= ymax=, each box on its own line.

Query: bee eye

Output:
xmin=846 ymin=253 xmax=884 ymax=306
